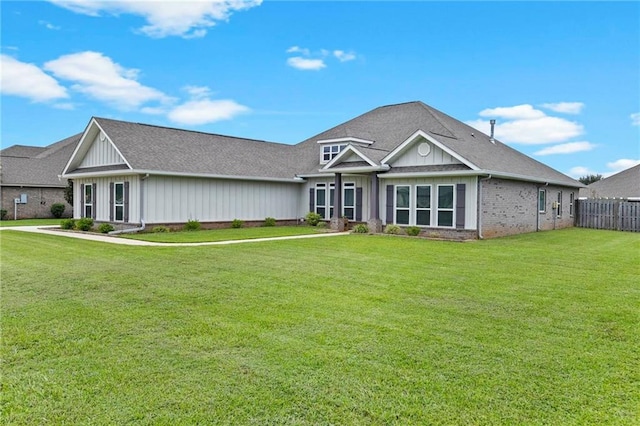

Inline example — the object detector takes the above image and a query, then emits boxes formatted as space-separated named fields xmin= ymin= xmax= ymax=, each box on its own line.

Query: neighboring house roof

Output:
xmin=64 ymin=118 xmax=301 ymax=181
xmin=295 ymin=101 xmax=581 ymax=186
xmin=62 ymin=101 xmax=581 ymax=188
xmin=1 ymin=134 xmax=81 ymax=187
xmin=579 ymin=164 xmax=640 ymax=199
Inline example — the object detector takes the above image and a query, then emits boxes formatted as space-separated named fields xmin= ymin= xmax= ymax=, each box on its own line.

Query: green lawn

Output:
xmin=1 ymin=228 xmax=638 ymax=425
xmin=0 ymin=218 xmax=63 ymax=227
xmin=121 ymin=225 xmax=329 ymax=243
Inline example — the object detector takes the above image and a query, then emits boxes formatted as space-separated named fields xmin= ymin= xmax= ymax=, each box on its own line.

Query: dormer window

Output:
xmin=317 ymin=137 xmax=374 ymax=165
xmin=321 ymin=144 xmax=347 ymax=164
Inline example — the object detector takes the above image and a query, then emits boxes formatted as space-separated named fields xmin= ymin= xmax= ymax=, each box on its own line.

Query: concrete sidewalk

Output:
xmin=0 ymin=226 xmax=350 ymax=246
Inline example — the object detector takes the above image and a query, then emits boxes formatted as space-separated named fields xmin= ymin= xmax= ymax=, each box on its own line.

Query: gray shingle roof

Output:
xmin=1 ymin=134 xmax=81 ymax=187
xmin=294 ymin=101 xmax=581 ymax=186
xmin=74 ymin=118 xmax=300 ymax=180
xmin=579 ymin=164 xmax=640 ymax=198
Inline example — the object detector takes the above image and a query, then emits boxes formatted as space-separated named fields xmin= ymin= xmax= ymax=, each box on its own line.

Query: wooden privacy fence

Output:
xmin=575 ymin=200 xmax=640 ymax=232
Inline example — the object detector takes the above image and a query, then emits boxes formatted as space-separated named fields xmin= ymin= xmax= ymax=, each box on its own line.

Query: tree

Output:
xmin=63 ymin=180 xmax=73 ymax=206
xmin=579 ymin=174 xmax=603 ymax=185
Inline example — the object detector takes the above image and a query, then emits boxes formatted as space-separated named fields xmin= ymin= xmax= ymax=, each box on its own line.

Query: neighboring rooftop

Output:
xmin=579 ymin=164 xmax=640 ymax=199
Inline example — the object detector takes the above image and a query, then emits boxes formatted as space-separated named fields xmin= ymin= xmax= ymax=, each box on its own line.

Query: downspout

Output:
xmin=109 ymin=173 xmax=148 ymax=235
xmin=477 ymin=174 xmax=492 ymax=239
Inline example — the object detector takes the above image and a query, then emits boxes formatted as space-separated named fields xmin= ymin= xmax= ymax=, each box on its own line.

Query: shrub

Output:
xmin=75 ymin=218 xmax=94 ymax=232
xmin=184 ymin=219 xmax=201 ymax=231
xmin=152 ymin=226 xmax=170 ymax=233
xmin=384 ymin=224 xmax=402 ymax=235
xmin=263 ymin=217 xmax=276 ymax=227
xmin=305 ymin=211 xmax=322 ymax=226
xmin=60 ymin=219 xmax=75 ymax=229
xmin=50 ymin=203 xmax=66 ymax=218
xmin=231 ymin=219 xmax=244 ymax=229
xmin=316 ymin=221 xmax=327 ymax=229
xmin=98 ymin=223 xmax=114 ymax=234
xmin=0 ymin=209 xmax=7 ymax=220
xmin=406 ymin=226 xmax=421 ymax=236
xmin=352 ymin=224 xmax=369 ymax=234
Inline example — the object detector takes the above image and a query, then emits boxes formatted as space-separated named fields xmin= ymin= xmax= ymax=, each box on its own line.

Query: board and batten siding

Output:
xmin=379 ymin=175 xmax=478 ymax=229
xmin=391 ymin=138 xmax=462 ymax=167
xmin=143 ymin=176 xmax=301 ymax=224
xmin=79 ymin=133 xmax=126 ymax=168
xmin=73 ymin=175 xmax=140 ymax=223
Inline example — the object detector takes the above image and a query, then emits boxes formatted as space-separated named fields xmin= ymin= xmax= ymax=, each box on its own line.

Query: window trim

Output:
xmin=415 ymin=185 xmax=432 ymax=227
xmin=84 ymin=184 xmax=93 ymax=218
xmin=114 ymin=181 xmax=125 ymax=222
xmin=395 ymin=185 xmax=411 ymax=225
xmin=436 ymin=184 xmax=455 ymax=228
xmin=538 ymin=189 xmax=546 ymax=213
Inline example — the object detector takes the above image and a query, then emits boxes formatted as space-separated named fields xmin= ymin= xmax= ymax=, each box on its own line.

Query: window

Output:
xmin=556 ymin=191 xmax=562 ymax=218
xmin=569 ymin=192 xmax=574 ymax=217
xmin=538 ymin=189 xmax=546 ymax=213
xmin=437 ymin=185 xmax=454 ymax=227
xmin=343 ymin=182 xmax=355 ymax=220
xmin=321 ymin=144 xmax=346 ymax=163
xmin=84 ymin=184 xmax=93 ymax=218
xmin=315 ymin=184 xmax=326 ymax=218
xmin=114 ymin=182 xmax=124 ymax=221
xmin=395 ymin=186 xmax=410 ymax=225
xmin=416 ymin=185 xmax=431 ymax=226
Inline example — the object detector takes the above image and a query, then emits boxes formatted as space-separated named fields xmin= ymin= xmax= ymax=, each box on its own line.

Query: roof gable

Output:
xmin=382 ymin=130 xmax=477 ymax=169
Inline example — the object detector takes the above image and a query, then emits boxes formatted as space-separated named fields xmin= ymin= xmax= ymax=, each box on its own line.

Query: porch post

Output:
xmin=368 ymin=172 xmax=383 ymax=233
xmin=331 ymin=173 xmax=346 ymax=231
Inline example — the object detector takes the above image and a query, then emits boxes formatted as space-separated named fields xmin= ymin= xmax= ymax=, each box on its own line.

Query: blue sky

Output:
xmin=1 ymin=1 xmax=638 ymax=179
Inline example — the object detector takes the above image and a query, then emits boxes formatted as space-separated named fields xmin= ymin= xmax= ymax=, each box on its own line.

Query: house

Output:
xmin=1 ymin=134 xmax=80 ymax=220
xmin=579 ymin=164 xmax=640 ymax=200
xmin=62 ymin=101 xmax=583 ymax=238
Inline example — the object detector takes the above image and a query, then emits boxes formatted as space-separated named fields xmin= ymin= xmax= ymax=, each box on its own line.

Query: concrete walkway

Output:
xmin=0 ymin=226 xmax=351 ymax=246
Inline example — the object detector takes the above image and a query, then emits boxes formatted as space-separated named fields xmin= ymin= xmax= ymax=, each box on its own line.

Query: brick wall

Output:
xmin=480 ymin=178 xmax=575 ymax=238
xmin=0 ymin=186 xmax=72 ymax=220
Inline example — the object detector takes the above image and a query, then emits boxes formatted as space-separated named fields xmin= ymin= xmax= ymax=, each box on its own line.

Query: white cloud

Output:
xmin=534 ymin=141 xmax=596 ymax=156
xmin=333 ymin=50 xmax=356 ymax=62
xmin=286 ymin=46 xmax=310 ymax=56
xmin=287 ymin=57 xmax=326 ymax=71
xmin=0 ymin=54 xmax=68 ymax=102
xmin=466 ymin=116 xmax=584 ymax=144
xmin=39 ymin=20 xmax=61 ymax=30
xmin=53 ymin=102 xmax=75 ymax=110
xmin=568 ymin=166 xmax=595 ymax=178
xmin=606 ymin=158 xmax=640 ymax=173
xmin=48 ymin=0 xmax=262 ymax=38
xmin=183 ymin=85 xmax=213 ymax=99
xmin=168 ymin=99 xmax=249 ymax=125
xmin=540 ymin=102 xmax=584 ymax=114
xmin=631 ymin=112 xmax=640 ymax=126
xmin=479 ymin=104 xmax=546 ymax=120
xmin=44 ymin=51 xmax=171 ymax=109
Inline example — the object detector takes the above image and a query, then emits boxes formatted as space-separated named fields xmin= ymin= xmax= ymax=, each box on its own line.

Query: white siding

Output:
xmin=379 ymin=176 xmax=478 ymax=229
xmin=391 ymin=138 xmax=462 ymax=167
xmin=302 ymin=175 xmax=371 ymax=220
xmin=73 ymin=175 xmax=140 ymax=223
xmin=79 ymin=134 xmax=126 ymax=168
xmin=143 ymin=176 xmax=301 ymax=223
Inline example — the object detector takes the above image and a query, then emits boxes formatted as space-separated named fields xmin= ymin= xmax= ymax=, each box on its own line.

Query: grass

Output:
xmin=0 ymin=218 xmax=63 ymax=227
xmin=1 ymin=228 xmax=638 ymax=424
xmin=121 ymin=225 xmax=328 ymax=243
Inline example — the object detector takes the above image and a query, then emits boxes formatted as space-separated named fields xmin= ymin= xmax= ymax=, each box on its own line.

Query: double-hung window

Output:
xmin=569 ymin=192 xmax=574 ymax=217
xmin=343 ymin=183 xmax=355 ymax=220
xmin=395 ymin=186 xmax=410 ymax=225
xmin=84 ymin=184 xmax=93 ymax=218
xmin=437 ymin=185 xmax=454 ymax=227
xmin=315 ymin=183 xmax=336 ymax=220
xmin=538 ymin=189 xmax=546 ymax=213
xmin=556 ymin=192 xmax=562 ymax=218
xmin=114 ymin=182 xmax=125 ymax=221
xmin=416 ymin=185 xmax=431 ymax=226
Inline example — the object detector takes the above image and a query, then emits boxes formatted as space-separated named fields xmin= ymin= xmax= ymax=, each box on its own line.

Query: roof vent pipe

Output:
xmin=489 ymin=119 xmax=496 ymax=144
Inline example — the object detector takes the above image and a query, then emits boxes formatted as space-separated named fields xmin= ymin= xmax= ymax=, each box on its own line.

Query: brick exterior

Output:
xmin=480 ymin=178 xmax=575 ymax=238
xmin=0 ymin=187 xmax=72 ymax=220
